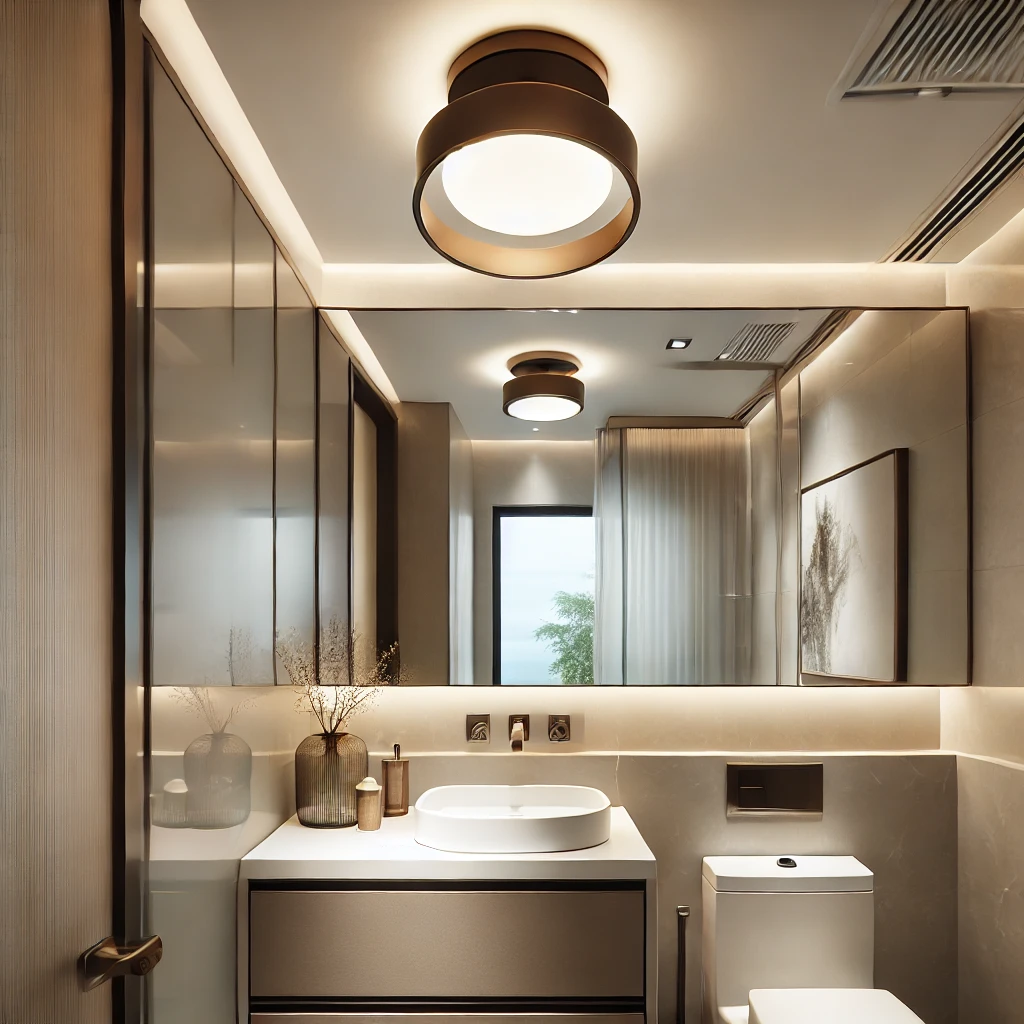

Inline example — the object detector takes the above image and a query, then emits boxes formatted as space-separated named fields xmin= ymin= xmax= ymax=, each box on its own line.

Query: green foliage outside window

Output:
xmin=534 ymin=591 xmax=595 ymax=686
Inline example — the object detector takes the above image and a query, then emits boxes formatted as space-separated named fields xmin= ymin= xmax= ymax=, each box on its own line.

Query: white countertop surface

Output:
xmin=240 ymin=806 xmax=656 ymax=881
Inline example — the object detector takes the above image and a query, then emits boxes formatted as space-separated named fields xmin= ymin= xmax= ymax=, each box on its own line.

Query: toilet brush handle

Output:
xmin=676 ymin=905 xmax=690 ymax=1024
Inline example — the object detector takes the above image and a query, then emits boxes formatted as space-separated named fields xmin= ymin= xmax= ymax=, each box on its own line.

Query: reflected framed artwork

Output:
xmin=799 ymin=449 xmax=908 ymax=683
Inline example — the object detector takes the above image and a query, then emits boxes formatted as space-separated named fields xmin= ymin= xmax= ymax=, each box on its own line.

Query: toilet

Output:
xmin=701 ymin=855 xmax=926 ymax=1024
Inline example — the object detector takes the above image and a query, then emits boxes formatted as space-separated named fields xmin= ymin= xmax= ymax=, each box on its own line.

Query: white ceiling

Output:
xmin=185 ymin=0 xmax=1023 ymax=266
xmin=349 ymin=308 xmax=832 ymax=440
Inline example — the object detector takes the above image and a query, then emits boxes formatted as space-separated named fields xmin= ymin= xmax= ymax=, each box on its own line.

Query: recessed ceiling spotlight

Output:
xmin=667 ymin=338 xmax=692 ymax=350
xmin=503 ymin=355 xmax=584 ymax=421
xmin=532 ymin=427 xmax=540 ymax=432
xmin=413 ymin=30 xmax=639 ymax=279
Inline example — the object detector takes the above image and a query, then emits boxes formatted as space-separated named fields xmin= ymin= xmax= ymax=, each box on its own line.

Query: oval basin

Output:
xmin=414 ymin=784 xmax=611 ymax=854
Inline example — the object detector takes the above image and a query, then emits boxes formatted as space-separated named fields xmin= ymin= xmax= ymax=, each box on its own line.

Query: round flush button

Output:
xmin=777 ymin=857 xmax=798 ymax=868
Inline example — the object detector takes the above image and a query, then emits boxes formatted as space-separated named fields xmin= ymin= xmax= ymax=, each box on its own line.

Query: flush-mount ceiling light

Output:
xmin=414 ymin=30 xmax=640 ymax=279
xmin=503 ymin=354 xmax=584 ymax=421
xmin=667 ymin=338 xmax=692 ymax=350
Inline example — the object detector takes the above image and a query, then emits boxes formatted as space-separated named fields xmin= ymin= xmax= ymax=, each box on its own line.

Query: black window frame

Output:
xmin=491 ymin=504 xmax=594 ymax=686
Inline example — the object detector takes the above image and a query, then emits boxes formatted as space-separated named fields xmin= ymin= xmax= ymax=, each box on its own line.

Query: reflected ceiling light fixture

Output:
xmin=667 ymin=338 xmax=692 ymax=350
xmin=414 ymin=30 xmax=640 ymax=279
xmin=503 ymin=353 xmax=584 ymax=421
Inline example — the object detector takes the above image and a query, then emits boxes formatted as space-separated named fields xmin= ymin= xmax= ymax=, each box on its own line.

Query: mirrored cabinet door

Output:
xmin=151 ymin=60 xmax=238 ymax=688
xmin=151 ymin=60 xmax=282 ymax=688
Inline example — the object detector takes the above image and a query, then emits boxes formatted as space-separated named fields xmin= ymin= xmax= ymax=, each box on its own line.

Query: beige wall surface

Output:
xmin=0 ymin=2 xmax=114 ymax=1020
xmin=352 ymin=683 xmax=941 ymax=753
xmin=799 ymin=309 xmax=970 ymax=684
xmin=397 ymin=403 xmax=452 ymax=685
xmin=943 ymin=209 xmax=1024 ymax=1024
xmin=471 ymin=440 xmax=596 ymax=685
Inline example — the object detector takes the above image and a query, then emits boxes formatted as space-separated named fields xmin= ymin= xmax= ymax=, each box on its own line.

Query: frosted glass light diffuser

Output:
xmin=505 ymin=394 xmax=582 ymax=421
xmin=441 ymin=135 xmax=613 ymax=236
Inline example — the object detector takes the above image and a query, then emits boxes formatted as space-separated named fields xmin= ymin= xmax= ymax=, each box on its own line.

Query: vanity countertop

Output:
xmin=240 ymin=806 xmax=655 ymax=881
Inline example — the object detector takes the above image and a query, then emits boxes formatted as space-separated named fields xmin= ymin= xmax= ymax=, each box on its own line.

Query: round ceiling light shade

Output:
xmin=414 ymin=30 xmax=640 ymax=279
xmin=502 ymin=355 xmax=584 ymax=421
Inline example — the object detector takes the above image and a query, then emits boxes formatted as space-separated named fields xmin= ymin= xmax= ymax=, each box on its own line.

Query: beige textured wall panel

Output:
xmin=0 ymin=1 xmax=113 ymax=1020
xmin=957 ymin=756 xmax=1024 ymax=1024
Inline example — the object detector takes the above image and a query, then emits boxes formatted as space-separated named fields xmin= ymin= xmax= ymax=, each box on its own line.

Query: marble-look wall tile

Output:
xmin=973 ymin=397 xmax=1024 ymax=572
xmin=400 ymin=752 xmax=957 ymax=1024
xmin=970 ymin=307 xmax=1024 ymax=419
xmin=958 ymin=756 xmax=1024 ymax=1024
xmin=972 ymin=566 xmax=1024 ymax=686
xmin=942 ymin=688 xmax=1024 ymax=766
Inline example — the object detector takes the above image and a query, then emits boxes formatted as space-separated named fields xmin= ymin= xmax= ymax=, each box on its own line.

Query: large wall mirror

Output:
xmin=340 ymin=306 xmax=970 ymax=686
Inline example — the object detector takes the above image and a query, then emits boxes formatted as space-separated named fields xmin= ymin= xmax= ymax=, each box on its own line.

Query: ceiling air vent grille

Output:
xmin=719 ymin=322 xmax=797 ymax=363
xmin=848 ymin=0 xmax=1024 ymax=95
xmin=891 ymin=113 xmax=1024 ymax=260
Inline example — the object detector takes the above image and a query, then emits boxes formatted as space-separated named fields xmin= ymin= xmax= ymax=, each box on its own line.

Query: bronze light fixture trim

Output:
xmin=414 ymin=30 xmax=640 ymax=279
xmin=502 ymin=353 xmax=585 ymax=421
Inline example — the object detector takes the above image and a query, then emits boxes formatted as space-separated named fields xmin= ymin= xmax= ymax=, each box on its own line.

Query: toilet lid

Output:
xmin=748 ymin=989 xmax=925 ymax=1024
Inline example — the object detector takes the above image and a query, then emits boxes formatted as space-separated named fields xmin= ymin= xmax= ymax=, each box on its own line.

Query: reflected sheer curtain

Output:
xmin=595 ymin=428 xmax=752 ymax=685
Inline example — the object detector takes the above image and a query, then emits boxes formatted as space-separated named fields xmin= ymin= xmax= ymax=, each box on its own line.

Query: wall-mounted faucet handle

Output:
xmin=466 ymin=715 xmax=490 ymax=742
xmin=509 ymin=715 xmax=530 ymax=751
xmin=548 ymin=715 xmax=571 ymax=742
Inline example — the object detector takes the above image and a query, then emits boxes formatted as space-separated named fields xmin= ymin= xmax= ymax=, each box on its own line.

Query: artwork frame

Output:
xmin=799 ymin=448 xmax=909 ymax=684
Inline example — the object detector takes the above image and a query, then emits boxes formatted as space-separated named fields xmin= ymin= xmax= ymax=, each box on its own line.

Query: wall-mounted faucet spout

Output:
xmin=510 ymin=720 xmax=525 ymax=752
xmin=508 ymin=716 xmax=529 ymax=752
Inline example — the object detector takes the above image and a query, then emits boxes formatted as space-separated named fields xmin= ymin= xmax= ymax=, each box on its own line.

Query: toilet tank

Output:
xmin=701 ymin=856 xmax=874 ymax=1024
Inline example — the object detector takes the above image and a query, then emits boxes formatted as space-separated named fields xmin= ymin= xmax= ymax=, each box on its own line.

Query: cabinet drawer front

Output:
xmin=249 ymin=889 xmax=645 ymax=999
xmin=252 ymin=1017 xmax=645 ymax=1024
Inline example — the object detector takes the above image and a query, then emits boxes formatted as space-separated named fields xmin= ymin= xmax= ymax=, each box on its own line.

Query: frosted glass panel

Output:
xmin=151 ymin=60 xmax=275 ymax=687
xmin=275 ymin=253 xmax=316 ymax=654
xmin=318 ymin=314 xmax=351 ymax=642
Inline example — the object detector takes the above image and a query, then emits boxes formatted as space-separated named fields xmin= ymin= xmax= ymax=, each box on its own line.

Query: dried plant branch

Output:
xmin=276 ymin=617 xmax=405 ymax=735
xmin=170 ymin=628 xmax=265 ymax=731
xmin=226 ymin=627 xmax=255 ymax=687
xmin=170 ymin=685 xmax=263 ymax=734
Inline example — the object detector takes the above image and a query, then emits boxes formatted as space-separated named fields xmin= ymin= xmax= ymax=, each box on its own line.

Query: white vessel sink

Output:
xmin=414 ymin=785 xmax=612 ymax=854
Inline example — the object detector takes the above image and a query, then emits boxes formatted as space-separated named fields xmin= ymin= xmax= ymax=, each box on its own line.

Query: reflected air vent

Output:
xmin=718 ymin=322 xmax=796 ymax=363
xmin=847 ymin=0 xmax=1024 ymax=96
xmin=890 ymin=115 xmax=1024 ymax=260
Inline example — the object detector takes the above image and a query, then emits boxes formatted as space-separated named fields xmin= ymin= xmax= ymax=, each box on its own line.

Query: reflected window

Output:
xmin=493 ymin=507 xmax=595 ymax=685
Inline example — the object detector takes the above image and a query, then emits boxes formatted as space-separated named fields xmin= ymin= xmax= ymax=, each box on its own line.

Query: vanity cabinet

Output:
xmin=239 ymin=811 xmax=656 ymax=1024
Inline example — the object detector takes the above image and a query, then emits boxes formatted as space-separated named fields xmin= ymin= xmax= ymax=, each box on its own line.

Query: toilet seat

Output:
xmin=748 ymin=988 xmax=925 ymax=1024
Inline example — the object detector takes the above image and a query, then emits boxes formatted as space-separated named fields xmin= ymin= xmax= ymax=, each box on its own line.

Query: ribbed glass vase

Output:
xmin=295 ymin=731 xmax=368 ymax=828
xmin=183 ymin=731 xmax=252 ymax=829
